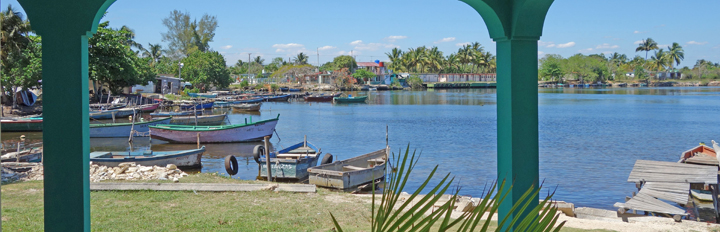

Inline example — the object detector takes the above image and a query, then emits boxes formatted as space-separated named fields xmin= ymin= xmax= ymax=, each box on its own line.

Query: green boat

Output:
xmin=1 ymin=117 xmax=43 ymax=132
xmin=333 ymin=95 xmax=367 ymax=103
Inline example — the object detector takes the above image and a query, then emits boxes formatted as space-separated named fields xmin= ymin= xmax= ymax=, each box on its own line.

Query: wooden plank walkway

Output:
xmin=639 ymin=182 xmax=689 ymax=205
xmin=684 ymin=154 xmax=719 ymax=166
xmin=614 ymin=192 xmax=687 ymax=216
xmin=90 ymin=183 xmax=316 ymax=193
xmin=627 ymin=160 xmax=717 ymax=184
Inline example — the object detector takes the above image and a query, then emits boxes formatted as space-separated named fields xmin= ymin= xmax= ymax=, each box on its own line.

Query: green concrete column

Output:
xmin=17 ymin=0 xmax=116 ymax=231
xmin=495 ymin=37 xmax=540 ymax=225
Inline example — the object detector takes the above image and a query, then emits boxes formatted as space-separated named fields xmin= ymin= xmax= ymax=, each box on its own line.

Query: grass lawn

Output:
xmin=1 ymin=173 xmax=614 ymax=232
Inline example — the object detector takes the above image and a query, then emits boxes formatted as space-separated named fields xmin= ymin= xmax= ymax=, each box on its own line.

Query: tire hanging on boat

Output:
xmin=224 ymin=155 xmax=238 ymax=175
xmin=321 ymin=153 xmax=333 ymax=165
xmin=253 ymin=145 xmax=265 ymax=163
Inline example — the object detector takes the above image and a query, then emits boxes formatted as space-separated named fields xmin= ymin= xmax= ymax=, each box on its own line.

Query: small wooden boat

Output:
xmin=90 ymin=146 xmax=205 ymax=168
xmin=679 ymin=144 xmax=717 ymax=165
xmin=264 ymin=94 xmax=291 ymax=102
xmin=150 ymin=110 xmax=202 ymax=117
xmin=179 ymin=101 xmax=214 ymax=110
xmin=89 ymin=109 xmax=119 ymax=119
xmin=256 ymin=140 xmax=324 ymax=180
xmin=90 ymin=117 xmax=172 ymax=138
xmin=333 ymin=95 xmax=367 ymax=103
xmin=304 ymin=93 xmax=341 ymax=102
xmin=170 ymin=113 xmax=227 ymax=125
xmin=149 ymin=114 xmax=279 ymax=143
xmin=691 ymin=189 xmax=715 ymax=202
xmin=288 ymin=88 xmax=301 ymax=92
xmin=308 ymin=148 xmax=387 ymax=190
xmin=188 ymin=93 xmax=217 ymax=98
xmin=1 ymin=118 xmax=43 ymax=132
xmin=235 ymin=98 xmax=264 ymax=104
xmin=231 ymin=103 xmax=261 ymax=111
xmin=1 ymin=147 xmax=43 ymax=162
xmin=136 ymin=103 xmax=160 ymax=112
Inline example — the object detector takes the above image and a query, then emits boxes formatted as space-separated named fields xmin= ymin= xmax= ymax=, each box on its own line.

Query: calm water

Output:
xmin=5 ymin=87 xmax=720 ymax=209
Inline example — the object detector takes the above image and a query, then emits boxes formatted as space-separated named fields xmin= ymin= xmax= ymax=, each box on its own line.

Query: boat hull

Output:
xmin=90 ymin=148 xmax=204 ymax=168
xmin=258 ymin=156 xmax=319 ymax=180
xmin=180 ymin=102 xmax=214 ymax=110
xmin=231 ymin=103 xmax=261 ymax=111
xmin=308 ymin=149 xmax=387 ymax=190
xmin=170 ymin=114 xmax=227 ymax=125
xmin=90 ymin=118 xmax=172 ymax=138
xmin=333 ymin=96 xmax=367 ymax=103
xmin=1 ymin=119 xmax=43 ymax=132
xmin=149 ymin=119 xmax=278 ymax=143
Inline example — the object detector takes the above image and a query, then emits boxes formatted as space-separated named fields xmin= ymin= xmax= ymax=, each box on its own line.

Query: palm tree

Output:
xmin=253 ymin=56 xmax=264 ymax=65
xmin=293 ymin=52 xmax=309 ymax=65
xmin=666 ymin=42 xmax=684 ymax=70
xmin=635 ymin=38 xmax=658 ymax=60
xmin=649 ymin=49 xmax=668 ymax=72
xmin=1 ymin=5 xmax=31 ymax=62
xmin=385 ymin=48 xmax=403 ymax=72
xmin=142 ymin=43 xmax=164 ymax=64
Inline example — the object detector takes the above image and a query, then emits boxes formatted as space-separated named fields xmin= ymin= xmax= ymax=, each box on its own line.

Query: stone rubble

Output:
xmin=2 ymin=163 xmax=44 ymax=182
xmin=90 ymin=162 xmax=188 ymax=182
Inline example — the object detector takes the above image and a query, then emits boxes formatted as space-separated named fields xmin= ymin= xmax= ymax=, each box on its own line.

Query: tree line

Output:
xmin=386 ymin=43 xmax=496 ymax=74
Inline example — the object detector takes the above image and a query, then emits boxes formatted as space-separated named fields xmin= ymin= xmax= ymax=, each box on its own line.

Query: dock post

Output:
xmin=264 ymin=136 xmax=272 ymax=182
xmin=196 ymin=133 xmax=200 ymax=149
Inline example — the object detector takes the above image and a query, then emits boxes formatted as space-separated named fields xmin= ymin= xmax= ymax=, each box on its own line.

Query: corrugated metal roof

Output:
xmin=357 ymin=62 xmax=381 ymax=67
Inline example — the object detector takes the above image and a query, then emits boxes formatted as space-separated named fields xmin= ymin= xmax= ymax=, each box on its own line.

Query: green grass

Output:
xmin=2 ymin=174 xmax=613 ymax=231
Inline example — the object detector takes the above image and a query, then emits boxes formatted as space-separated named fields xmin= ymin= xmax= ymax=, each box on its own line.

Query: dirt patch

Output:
xmin=324 ymin=194 xmax=351 ymax=204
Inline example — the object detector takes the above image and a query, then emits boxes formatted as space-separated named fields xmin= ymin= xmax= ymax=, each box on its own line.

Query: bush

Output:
xmin=183 ymin=88 xmax=199 ymax=95
xmin=407 ymin=75 xmax=424 ymax=89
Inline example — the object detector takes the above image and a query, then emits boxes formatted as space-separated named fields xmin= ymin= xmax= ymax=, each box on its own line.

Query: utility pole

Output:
xmin=247 ymin=53 xmax=251 ymax=79
xmin=317 ymin=47 xmax=320 ymax=67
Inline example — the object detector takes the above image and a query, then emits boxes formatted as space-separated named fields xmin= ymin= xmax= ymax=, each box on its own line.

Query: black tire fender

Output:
xmin=224 ymin=155 xmax=238 ymax=176
xmin=321 ymin=153 xmax=333 ymax=165
xmin=253 ymin=145 xmax=265 ymax=163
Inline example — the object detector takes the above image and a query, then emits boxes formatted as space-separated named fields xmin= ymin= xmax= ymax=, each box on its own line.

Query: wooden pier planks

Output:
xmin=627 ymin=160 xmax=717 ymax=184
xmin=639 ymin=182 xmax=690 ymax=205
xmin=684 ymin=154 xmax=719 ymax=166
xmin=614 ymin=192 xmax=687 ymax=215
xmin=90 ymin=183 xmax=316 ymax=193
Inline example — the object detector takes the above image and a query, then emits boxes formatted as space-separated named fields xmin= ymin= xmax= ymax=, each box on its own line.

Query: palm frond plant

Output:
xmin=331 ymin=145 xmax=566 ymax=232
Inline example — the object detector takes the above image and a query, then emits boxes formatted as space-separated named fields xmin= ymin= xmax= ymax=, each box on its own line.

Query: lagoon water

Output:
xmin=6 ymin=87 xmax=720 ymax=209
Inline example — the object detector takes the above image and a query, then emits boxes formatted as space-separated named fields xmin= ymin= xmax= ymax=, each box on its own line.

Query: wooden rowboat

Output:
xmin=179 ymin=101 xmax=214 ymax=110
xmin=1 ymin=118 xmax=43 ymax=132
xmin=263 ymin=94 xmax=291 ymax=102
xmin=150 ymin=110 xmax=202 ymax=117
xmin=169 ymin=113 xmax=227 ymax=125
xmin=679 ymin=144 xmax=717 ymax=165
xmin=256 ymin=140 xmax=324 ymax=181
xmin=90 ymin=146 xmax=205 ymax=168
xmin=307 ymin=148 xmax=387 ymax=190
xmin=333 ymin=95 xmax=367 ymax=103
xmin=89 ymin=117 xmax=172 ymax=138
xmin=1 ymin=147 xmax=43 ymax=163
xmin=231 ymin=103 xmax=261 ymax=111
xmin=149 ymin=114 xmax=279 ymax=143
xmin=89 ymin=109 xmax=119 ymax=119
xmin=304 ymin=93 xmax=341 ymax=102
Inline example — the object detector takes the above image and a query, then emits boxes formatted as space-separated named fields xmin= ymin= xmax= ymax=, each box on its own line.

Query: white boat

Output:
xmin=149 ymin=114 xmax=279 ymax=143
xmin=307 ymin=148 xmax=388 ymax=190
xmin=90 ymin=117 xmax=172 ymax=138
xmin=169 ymin=113 xmax=227 ymax=125
xmin=231 ymin=103 xmax=261 ymax=111
xmin=90 ymin=146 xmax=205 ymax=168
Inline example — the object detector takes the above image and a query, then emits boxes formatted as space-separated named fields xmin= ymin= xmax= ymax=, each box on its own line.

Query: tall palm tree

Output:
xmin=142 ymin=43 xmax=164 ymax=64
xmin=666 ymin=42 xmax=684 ymax=70
xmin=649 ymin=49 xmax=668 ymax=72
xmin=635 ymin=38 xmax=658 ymax=60
xmin=1 ymin=5 xmax=31 ymax=62
xmin=385 ymin=48 xmax=403 ymax=72
xmin=293 ymin=52 xmax=309 ymax=65
xmin=253 ymin=56 xmax=264 ymax=65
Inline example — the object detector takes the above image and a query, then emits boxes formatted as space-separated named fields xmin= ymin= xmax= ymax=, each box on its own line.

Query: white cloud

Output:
xmin=338 ymin=50 xmax=361 ymax=55
xmin=713 ymin=45 xmax=720 ymax=49
xmin=556 ymin=42 xmax=576 ymax=48
xmin=538 ymin=40 xmax=555 ymax=48
xmin=687 ymin=41 xmax=708 ymax=45
xmin=434 ymin=37 xmax=456 ymax=44
xmin=349 ymin=40 xmax=397 ymax=51
xmin=634 ymin=40 xmax=644 ymax=44
xmin=578 ymin=48 xmax=593 ymax=53
xmin=633 ymin=30 xmax=646 ymax=34
xmin=602 ymin=51 xmax=613 ymax=55
xmin=538 ymin=51 xmax=545 ymax=56
xmin=349 ymin=40 xmax=363 ymax=46
xmin=221 ymin=45 xmax=232 ymax=50
xmin=275 ymin=49 xmax=285 ymax=52
xmin=456 ymin=42 xmax=471 ymax=47
xmin=657 ymin=44 xmax=670 ymax=48
xmin=595 ymin=43 xmax=619 ymax=49
xmin=318 ymin=46 xmax=336 ymax=51
xmin=384 ymin=35 xmax=407 ymax=42
xmin=272 ymin=43 xmax=304 ymax=49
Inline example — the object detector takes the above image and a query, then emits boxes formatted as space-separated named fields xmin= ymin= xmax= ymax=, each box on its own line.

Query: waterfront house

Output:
xmin=357 ymin=61 xmax=389 ymax=84
xmin=129 ymin=74 xmax=182 ymax=94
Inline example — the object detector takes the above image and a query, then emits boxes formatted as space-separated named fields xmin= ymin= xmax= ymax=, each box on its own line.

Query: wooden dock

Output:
xmin=90 ymin=183 xmax=316 ymax=193
xmin=615 ymin=160 xmax=719 ymax=220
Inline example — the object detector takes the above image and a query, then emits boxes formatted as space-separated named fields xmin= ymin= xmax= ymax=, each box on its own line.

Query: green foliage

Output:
xmin=330 ymin=146 xmax=565 ymax=232
xmin=161 ymin=10 xmax=217 ymax=57
xmin=183 ymin=87 xmax=199 ymax=94
xmin=406 ymin=75 xmax=424 ymax=89
xmin=352 ymin=69 xmax=376 ymax=81
xmin=333 ymin=55 xmax=357 ymax=71
xmin=253 ymin=84 xmax=264 ymax=90
xmin=294 ymin=53 xmax=309 ymax=65
xmin=180 ymin=51 xmax=232 ymax=90
xmin=319 ymin=61 xmax=338 ymax=72
xmin=539 ymin=54 xmax=565 ymax=82
xmin=332 ymin=68 xmax=356 ymax=88
xmin=270 ymin=84 xmax=279 ymax=91
xmin=386 ymin=43 xmax=495 ymax=74
xmin=240 ymin=80 xmax=249 ymax=88
xmin=271 ymin=64 xmax=315 ymax=80
xmin=89 ymin=22 xmax=156 ymax=95
xmin=1 ymin=35 xmax=42 ymax=95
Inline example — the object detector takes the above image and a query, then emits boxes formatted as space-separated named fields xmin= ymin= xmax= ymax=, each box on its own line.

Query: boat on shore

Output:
xmin=134 ymin=103 xmax=160 ymax=113
xmin=254 ymin=139 xmax=328 ymax=181
xmin=308 ymin=148 xmax=387 ymax=190
xmin=179 ymin=101 xmax=214 ymax=110
xmin=149 ymin=114 xmax=279 ymax=143
xmin=304 ymin=93 xmax=341 ymax=102
xmin=169 ymin=113 xmax=227 ymax=125
xmin=90 ymin=146 xmax=205 ymax=168
xmin=231 ymin=103 xmax=261 ymax=111
xmin=1 ymin=117 xmax=43 ymax=132
xmin=90 ymin=117 xmax=172 ymax=138
xmin=188 ymin=93 xmax=217 ymax=98
xmin=333 ymin=95 xmax=367 ymax=103
xmin=1 ymin=146 xmax=43 ymax=162
xmin=264 ymin=94 xmax=291 ymax=102
xmin=150 ymin=110 xmax=202 ymax=117
xmin=89 ymin=109 xmax=119 ymax=120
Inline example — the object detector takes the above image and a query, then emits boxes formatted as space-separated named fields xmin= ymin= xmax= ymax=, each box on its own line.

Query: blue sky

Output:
xmin=4 ymin=0 xmax=719 ymax=66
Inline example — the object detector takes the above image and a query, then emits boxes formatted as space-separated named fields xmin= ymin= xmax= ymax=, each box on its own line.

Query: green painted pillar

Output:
xmin=461 ymin=0 xmax=554 ymax=230
xmin=17 ymin=0 xmax=115 ymax=231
